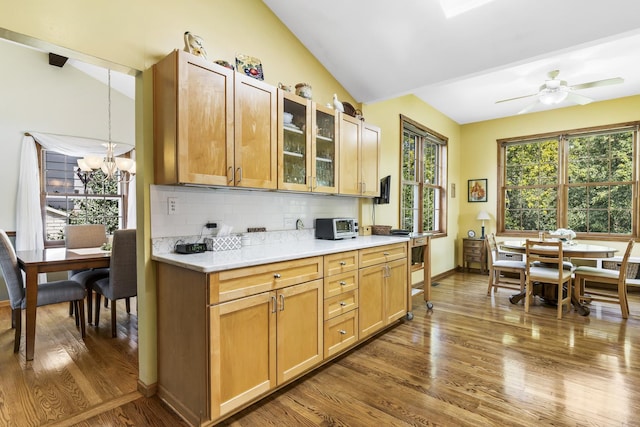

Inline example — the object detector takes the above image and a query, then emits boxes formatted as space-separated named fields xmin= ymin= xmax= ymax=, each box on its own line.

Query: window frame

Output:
xmin=38 ymin=144 xmax=130 ymax=247
xmin=497 ymin=121 xmax=639 ymax=241
xmin=399 ymin=114 xmax=448 ymax=237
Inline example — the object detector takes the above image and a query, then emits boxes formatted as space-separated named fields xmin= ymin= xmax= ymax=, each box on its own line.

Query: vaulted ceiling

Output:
xmin=263 ymin=0 xmax=640 ymax=124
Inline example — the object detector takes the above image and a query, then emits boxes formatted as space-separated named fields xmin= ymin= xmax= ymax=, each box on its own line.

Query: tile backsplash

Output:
xmin=150 ymin=185 xmax=358 ymax=239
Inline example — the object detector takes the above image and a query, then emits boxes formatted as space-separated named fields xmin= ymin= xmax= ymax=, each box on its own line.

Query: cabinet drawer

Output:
xmin=324 ymin=270 xmax=358 ymax=298
xmin=324 ymin=290 xmax=358 ymax=320
xmin=465 ymin=247 xmax=483 ymax=256
xmin=464 ymin=239 xmax=484 ymax=249
xmin=412 ymin=236 xmax=428 ymax=247
xmin=324 ymin=251 xmax=358 ymax=276
xmin=324 ymin=310 xmax=358 ymax=358
xmin=210 ymin=256 xmax=323 ymax=304
xmin=359 ymin=243 xmax=407 ymax=268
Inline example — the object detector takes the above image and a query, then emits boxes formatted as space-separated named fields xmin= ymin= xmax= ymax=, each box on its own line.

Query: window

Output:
xmin=400 ymin=115 xmax=448 ymax=235
xmin=498 ymin=122 xmax=638 ymax=238
xmin=41 ymin=147 xmax=128 ymax=246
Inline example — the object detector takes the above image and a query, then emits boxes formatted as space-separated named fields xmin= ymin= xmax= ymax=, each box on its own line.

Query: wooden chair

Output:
xmin=0 ymin=229 xmax=86 ymax=353
xmin=93 ymin=229 xmax=137 ymax=337
xmin=66 ymin=224 xmax=110 ymax=323
xmin=486 ymin=233 xmax=526 ymax=295
xmin=525 ymin=239 xmax=573 ymax=319
xmin=573 ymin=240 xmax=635 ymax=319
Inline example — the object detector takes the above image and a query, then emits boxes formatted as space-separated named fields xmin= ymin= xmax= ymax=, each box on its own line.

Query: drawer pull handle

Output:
xmin=383 ymin=252 xmax=390 ymax=256
xmin=274 ymin=273 xmax=281 ymax=279
xmin=271 ymin=296 xmax=277 ymax=313
xmin=280 ymin=294 xmax=285 ymax=311
xmin=340 ymin=261 xmax=346 ymax=266
xmin=339 ymin=281 xmax=346 ymax=286
xmin=340 ymin=302 xmax=347 ymax=307
xmin=338 ymin=330 xmax=347 ymax=335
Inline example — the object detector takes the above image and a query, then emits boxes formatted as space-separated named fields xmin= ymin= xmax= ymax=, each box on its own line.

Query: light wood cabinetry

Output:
xmin=277 ymin=91 xmax=339 ymax=193
xmin=358 ymin=243 xmax=408 ymax=339
xmin=153 ymin=49 xmax=234 ymax=186
xmin=234 ymin=73 xmax=277 ymax=189
xmin=153 ymin=50 xmax=377 ymax=197
xmin=153 ymin=49 xmax=277 ymax=190
xmin=156 ymin=243 xmax=409 ymax=426
xmin=323 ymin=251 xmax=359 ymax=357
xmin=338 ymin=114 xmax=380 ymax=197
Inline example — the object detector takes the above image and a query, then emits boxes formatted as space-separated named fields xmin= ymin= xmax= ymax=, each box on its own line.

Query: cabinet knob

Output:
xmin=340 ymin=301 xmax=347 ymax=307
xmin=339 ymin=281 xmax=346 ymax=286
xmin=338 ymin=329 xmax=347 ymax=335
xmin=274 ymin=273 xmax=281 ymax=279
xmin=340 ymin=261 xmax=346 ymax=266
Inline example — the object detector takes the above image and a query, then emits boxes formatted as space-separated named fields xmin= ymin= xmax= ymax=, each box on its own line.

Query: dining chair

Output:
xmin=66 ymin=224 xmax=110 ymax=323
xmin=573 ymin=239 xmax=635 ymax=319
xmin=0 ymin=229 xmax=86 ymax=353
xmin=486 ymin=233 xmax=526 ymax=296
xmin=525 ymin=239 xmax=573 ymax=319
xmin=93 ymin=229 xmax=136 ymax=337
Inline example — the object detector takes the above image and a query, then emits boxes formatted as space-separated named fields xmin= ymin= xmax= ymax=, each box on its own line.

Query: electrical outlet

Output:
xmin=361 ymin=225 xmax=372 ymax=236
xmin=283 ymin=214 xmax=295 ymax=229
xmin=167 ymin=197 xmax=177 ymax=215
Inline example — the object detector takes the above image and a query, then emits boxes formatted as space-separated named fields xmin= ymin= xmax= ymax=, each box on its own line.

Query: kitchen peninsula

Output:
xmin=152 ymin=234 xmax=417 ymax=426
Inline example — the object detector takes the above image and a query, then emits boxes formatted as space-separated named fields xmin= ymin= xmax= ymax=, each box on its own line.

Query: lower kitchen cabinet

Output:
xmin=156 ymin=241 xmax=410 ymax=426
xmin=358 ymin=244 xmax=408 ymax=339
xmin=211 ymin=279 xmax=323 ymax=418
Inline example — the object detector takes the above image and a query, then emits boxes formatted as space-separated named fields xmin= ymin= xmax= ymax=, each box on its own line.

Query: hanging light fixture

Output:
xmin=77 ymin=69 xmax=136 ymax=184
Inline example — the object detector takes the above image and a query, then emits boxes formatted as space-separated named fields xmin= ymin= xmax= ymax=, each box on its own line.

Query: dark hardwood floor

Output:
xmin=2 ymin=272 xmax=640 ymax=426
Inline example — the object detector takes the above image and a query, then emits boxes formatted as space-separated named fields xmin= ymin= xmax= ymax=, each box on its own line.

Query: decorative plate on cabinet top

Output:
xmin=236 ymin=54 xmax=264 ymax=80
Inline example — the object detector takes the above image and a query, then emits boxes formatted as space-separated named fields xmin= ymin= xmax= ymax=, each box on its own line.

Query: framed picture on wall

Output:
xmin=468 ymin=179 xmax=487 ymax=202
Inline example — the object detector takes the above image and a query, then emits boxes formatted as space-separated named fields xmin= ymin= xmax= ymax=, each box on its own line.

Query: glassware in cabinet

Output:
xmin=279 ymin=90 xmax=311 ymax=190
xmin=312 ymin=104 xmax=338 ymax=193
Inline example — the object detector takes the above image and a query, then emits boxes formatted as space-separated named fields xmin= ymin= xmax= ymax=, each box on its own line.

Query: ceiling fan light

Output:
xmin=539 ymin=88 xmax=568 ymax=105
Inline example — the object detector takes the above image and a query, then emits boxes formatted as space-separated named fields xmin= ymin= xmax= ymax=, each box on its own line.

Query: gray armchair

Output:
xmin=0 ymin=230 xmax=86 ymax=353
xmin=93 ymin=229 xmax=137 ymax=337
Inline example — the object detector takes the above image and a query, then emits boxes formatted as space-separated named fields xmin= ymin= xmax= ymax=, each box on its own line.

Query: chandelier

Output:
xmin=76 ymin=69 xmax=136 ymax=185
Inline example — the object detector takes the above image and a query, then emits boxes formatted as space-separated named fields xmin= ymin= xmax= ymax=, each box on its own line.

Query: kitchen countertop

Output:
xmin=152 ymin=235 xmax=411 ymax=273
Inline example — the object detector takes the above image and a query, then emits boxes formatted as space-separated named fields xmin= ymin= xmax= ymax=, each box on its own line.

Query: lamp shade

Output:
xmin=476 ymin=211 xmax=490 ymax=221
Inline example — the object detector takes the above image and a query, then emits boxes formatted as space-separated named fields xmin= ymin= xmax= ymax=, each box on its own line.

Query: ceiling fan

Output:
xmin=496 ymin=70 xmax=624 ymax=115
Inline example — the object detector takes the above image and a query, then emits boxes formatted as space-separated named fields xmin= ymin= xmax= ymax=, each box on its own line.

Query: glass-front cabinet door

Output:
xmin=312 ymin=104 xmax=338 ymax=194
xmin=278 ymin=90 xmax=311 ymax=191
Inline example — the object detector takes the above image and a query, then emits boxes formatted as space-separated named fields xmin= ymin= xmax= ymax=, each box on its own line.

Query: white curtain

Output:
xmin=16 ymin=132 xmax=135 ymax=252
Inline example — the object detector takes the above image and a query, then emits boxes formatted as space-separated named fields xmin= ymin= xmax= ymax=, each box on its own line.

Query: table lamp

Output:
xmin=476 ymin=210 xmax=491 ymax=239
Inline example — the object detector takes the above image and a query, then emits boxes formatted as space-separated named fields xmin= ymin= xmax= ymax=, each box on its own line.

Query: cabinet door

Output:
xmin=360 ymin=122 xmax=380 ymax=197
xmin=211 ymin=292 xmax=276 ymax=418
xmin=234 ymin=73 xmax=277 ymax=189
xmin=154 ymin=49 xmax=234 ymax=186
xmin=358 ymin=264 xmax=385 ymax=339
xmin=312 ymin=103 xmax=338 ymax=193
xmin=278 ymin=90 xmax=312 ymax=191
xmin=385 ymin=258 xmax=408 ymax=323
xmin=276 ymin=279 xmax=323 ymax=384
xmin=338 ymin=113 xmax=361 ymax=195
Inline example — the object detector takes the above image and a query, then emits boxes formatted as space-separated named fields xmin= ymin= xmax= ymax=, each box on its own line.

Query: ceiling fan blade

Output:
xmin=495 ymin=93 xmax=537 ymax=104
xmin=566 ymin=92 xmax=593 ymax=105
xmin=570 ymin=77 xmax=624 ymax=91
xmin=517 ymin=101 xmax=538 ymax=115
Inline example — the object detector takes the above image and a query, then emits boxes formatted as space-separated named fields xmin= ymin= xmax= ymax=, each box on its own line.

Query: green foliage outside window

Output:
xmin=503 ymin=127 xmax=635 ymax=235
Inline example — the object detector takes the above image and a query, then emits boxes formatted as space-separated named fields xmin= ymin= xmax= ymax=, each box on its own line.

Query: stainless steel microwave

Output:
xmin=315 ymin=218 xmax=358 ymax=240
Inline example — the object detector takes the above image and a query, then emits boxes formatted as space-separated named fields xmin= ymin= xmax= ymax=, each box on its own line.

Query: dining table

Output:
xmin=16 ymin=246 xmax=110 ymax=361
xmin=499 ymin=240 xmax=618 ymax=315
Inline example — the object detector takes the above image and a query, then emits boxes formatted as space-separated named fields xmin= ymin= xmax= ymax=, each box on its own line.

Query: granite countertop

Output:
xmin=152 ymin=235 xmax=411 ymax=273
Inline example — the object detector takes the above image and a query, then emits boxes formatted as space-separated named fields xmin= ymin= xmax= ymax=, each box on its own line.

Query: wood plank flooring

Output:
xmin=3 ymin=272 xmax=640 ymax=426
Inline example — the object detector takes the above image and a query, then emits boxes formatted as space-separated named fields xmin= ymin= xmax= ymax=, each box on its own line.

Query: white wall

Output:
xmin=0 ymin=38 xmax=135 ymax=230
xmin=150 ymin=185 xmax=358 ymax=239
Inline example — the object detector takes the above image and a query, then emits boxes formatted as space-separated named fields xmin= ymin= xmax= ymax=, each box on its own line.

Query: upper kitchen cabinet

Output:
xmin=278 ymin=90 xmax=312 ymax=192
xmin=153 ymin=49 xmax=234 ymax=186
xmin=360 ymin=122 xmax=381 ymax=197
xmin=338 ymin=114 xmax=380 ymax=197
xmin=234 ymin=73 xmax=278 ymax=189
xmin=278 ymin=91 xmax=338 ymax=194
